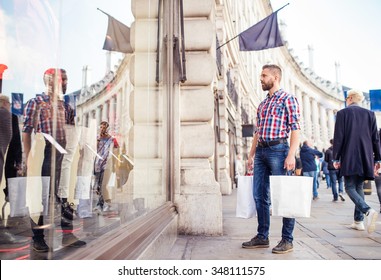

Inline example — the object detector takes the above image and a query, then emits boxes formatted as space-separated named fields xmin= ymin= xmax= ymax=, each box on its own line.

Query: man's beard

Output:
xmin=261 ymin=80 xmax=274 ymax=91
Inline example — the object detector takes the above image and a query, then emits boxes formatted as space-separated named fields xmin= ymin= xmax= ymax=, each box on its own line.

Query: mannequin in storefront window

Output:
xmin=22 ymin=68 xmax=86 ymax=252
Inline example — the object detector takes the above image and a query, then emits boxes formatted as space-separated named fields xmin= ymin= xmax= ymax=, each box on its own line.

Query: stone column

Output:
xmin=129 ymin=0 xmax=222 ymax=235
xmin=327 ymin=109 xmax=335 ymax=140
xmin=319 ymin=105 xmax=328 ymax=147
xmin=102 ymin=101 xmax=109 ymax=122
xmin=295 ymin=87 xmax=304 ymax=132
xmin=95 ymin=106 xmax=101 ymax=126
xmin=109 ymin=95 xmax=116 ymax=131
xmin=311 ymin=98 xmax=320 ymax=144
xmin=302 ymin=93 xmax=312 ymax=139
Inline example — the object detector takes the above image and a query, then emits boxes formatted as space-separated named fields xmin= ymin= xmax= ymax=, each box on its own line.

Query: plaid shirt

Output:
xmin=94 ymin=135 xmax=119 ymax=172
xmin=22 ymin=93 xmax=75 ymax=140
xmin=256 ymin=89 xmax=300 ymax=142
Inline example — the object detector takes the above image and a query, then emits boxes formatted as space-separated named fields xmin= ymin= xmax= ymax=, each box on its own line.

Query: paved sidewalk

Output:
xmin=167 ymin=181 xmax=381 ymax=260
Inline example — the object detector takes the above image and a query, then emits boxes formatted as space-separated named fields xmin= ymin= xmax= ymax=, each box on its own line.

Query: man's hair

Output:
xmin=100 ymin=121 xmax=109 ymax=127
xmin=43 ymin=68 xmax=66 ymax=85
xmin=346 ymin=89 xmax=364 ymax=103
xmin=262 ymin=64 xmax=282 ymax=80
xmin=330 ymin=139 xmax=333 ymax=145
xmin=0 ymin=95 xmax=10 ymax=108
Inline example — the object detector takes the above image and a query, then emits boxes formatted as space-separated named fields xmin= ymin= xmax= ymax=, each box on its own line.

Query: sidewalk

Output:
xmin=167 ymin=180 xmax=381 ymax=260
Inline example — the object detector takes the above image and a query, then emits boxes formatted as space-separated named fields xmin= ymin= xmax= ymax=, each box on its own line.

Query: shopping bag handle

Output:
xmin=286 ymin=170 xmax=294 ymax=176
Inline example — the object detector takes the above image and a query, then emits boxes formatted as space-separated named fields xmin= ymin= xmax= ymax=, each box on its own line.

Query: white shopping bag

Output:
xmin=26 ymin=176 xmax=51 ymax=216
xmin=236 ymin=176 xmax=256 ymax=218
xmin=8 ymin=176 xmax=50 ymax=217
xmin=74 ymin=176 xmax=92 ymax=200
xmin=270 ymin=175 xmax=313 ymax=218
xmin=7 ymin=177 xmax=29 ymax=217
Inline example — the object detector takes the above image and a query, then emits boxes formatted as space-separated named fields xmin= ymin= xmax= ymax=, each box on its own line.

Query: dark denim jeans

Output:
xmin=253 ymin=143 xmax=295 ymax=242
xmin=303 ymin=171 xmax=318 ymax=198
xmin=344 ymin=175 xmax=371 ymax=222
xmin=374 ymin=176 xmax=381 ymax=206
xmin=329 ymin=169 xmax=344 ymax=200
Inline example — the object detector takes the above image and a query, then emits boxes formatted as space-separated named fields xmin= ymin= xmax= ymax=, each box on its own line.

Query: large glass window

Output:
xmin=0 ymin=0 xmax=168 ymax=260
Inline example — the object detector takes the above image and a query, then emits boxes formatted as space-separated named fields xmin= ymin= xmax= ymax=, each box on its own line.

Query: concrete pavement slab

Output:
xmin=166 ymin=180 xmax=381 ymax=260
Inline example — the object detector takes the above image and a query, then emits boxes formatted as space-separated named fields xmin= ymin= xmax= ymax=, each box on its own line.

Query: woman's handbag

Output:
xmin=270 ymin=175 xmax=313 ymax=218
xmin=236 ymin=176 xmax=256 ymax=218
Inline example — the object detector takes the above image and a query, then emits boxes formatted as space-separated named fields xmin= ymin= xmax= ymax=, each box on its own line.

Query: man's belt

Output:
xmin=257 ymin=138 xmax=287 ymax=148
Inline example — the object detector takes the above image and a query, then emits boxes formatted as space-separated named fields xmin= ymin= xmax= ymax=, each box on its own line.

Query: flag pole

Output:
xmin=216 ymin=3 xmax=289 ymax=50
xmin=97 ymin=7 xmax=110 ymax=17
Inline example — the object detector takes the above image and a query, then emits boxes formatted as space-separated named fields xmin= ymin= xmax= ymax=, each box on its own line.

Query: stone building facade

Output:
xmin=70 ymin=0 xmax=346 ymax=259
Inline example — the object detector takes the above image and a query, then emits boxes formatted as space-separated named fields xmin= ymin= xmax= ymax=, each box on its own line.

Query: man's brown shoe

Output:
xmin=242 ymin=236 xmax=269 ymax=249
xmin=272 ymin=239 xmax=293 ymax=254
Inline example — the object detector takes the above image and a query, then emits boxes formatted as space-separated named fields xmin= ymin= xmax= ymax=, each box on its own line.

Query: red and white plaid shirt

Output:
xmin=256 ymin=89 xmax=300 ymax=142
xmin=23 ymin=93 xmax=74 ymax=141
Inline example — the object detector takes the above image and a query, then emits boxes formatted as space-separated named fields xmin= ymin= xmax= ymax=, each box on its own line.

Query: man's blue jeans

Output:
xmin=253 ymin=143 xmax=295 ymax=242
xmin=303 ymin=171 xmax=318 ymax=198
xmin=344 ymin=175 xmax=371 ymax=222
xmin=329 ymin=169 xmax=344 ymax=200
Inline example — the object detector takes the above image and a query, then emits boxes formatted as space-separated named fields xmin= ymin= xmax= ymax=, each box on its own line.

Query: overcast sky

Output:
xmin=270 ymin=0 xmax=381 ymax=93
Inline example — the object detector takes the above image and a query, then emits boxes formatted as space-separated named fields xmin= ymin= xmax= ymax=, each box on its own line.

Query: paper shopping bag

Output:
xmin=236 ymin=176 xmax=256 ymax=218
xmin=7 ymin=177 xmax=29 ymax=217
xmin=270 ymin=175 xmax=313 ymax=218
xmin=8 ymin=176 xmax=51 ymax=217
xmin=74 ymin=176 xmax=92 ymax=200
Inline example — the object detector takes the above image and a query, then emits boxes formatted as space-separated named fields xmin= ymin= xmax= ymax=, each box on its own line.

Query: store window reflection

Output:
xmin=0 ymin=0 xmax=166 ymax=260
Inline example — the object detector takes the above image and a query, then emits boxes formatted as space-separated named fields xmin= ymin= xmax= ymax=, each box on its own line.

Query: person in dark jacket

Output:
xmin=320 ymin=158 xmax=331 ymax=189
xmin=300 ymin=140 xmax=323 ymax=200
xmin=374 ymin=128 xmax=381 ymax=213
xmin=325 ymin=139 xmax=345 ymax=202
xmin=333 ymin=89 xmax=380 ymax=233
xmin=0 ymin=95 xmax=12 ymax=186
xmin=4 ymin=113 xmax=23 ymax=201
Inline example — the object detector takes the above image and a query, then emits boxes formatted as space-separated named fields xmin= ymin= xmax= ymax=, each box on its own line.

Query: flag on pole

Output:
xmin=239 ymin=11 xmax=284 ymax=51
xmin=102 ymin=14 xmax=133 ymax=53
xmin=11 ymin=92 xmax=24 ymax=116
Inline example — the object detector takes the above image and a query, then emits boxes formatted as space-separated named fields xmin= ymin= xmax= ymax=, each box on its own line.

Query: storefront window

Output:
xmin=0 ymin=0 xmax=168 ymax=260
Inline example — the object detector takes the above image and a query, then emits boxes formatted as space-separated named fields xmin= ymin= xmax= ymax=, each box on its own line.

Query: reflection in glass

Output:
xmin=0 ymin=0 xmax=167 ymax=260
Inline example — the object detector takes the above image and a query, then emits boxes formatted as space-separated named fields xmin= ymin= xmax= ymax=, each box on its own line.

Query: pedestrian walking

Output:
xmin=300 ymin=140 xmax=323 ymax=200
xmin=374 ymin=128 xmax=381 ymax=213
xmin=325 ymin=139 xmax=345 ymax=202
xmin=320 ymin=154 xmax=331 ymax=189
xmin=333 ymin=89 xmax=380 ymax=233
xmin=242 ymin=64 xmax=300 ymax=254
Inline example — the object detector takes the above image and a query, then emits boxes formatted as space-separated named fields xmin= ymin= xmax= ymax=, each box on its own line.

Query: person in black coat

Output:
xmin=0 ymin=95 xmax=12 ymax=189
xmin=4 ymin=113 xmax=23 ymax=201
xmin=373 ymin=128 xmax=381 ymax=213
xmin=333 ymin=89 xmax=381 ymax=233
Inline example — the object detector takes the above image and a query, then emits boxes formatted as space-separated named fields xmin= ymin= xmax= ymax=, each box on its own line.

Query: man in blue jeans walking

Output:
xmin=242 ymin=64 xmax=300 ymax=254
xmin=325 ymin=139 xmax=345 ymax=202
xmin=300 ymin=140 xmax=323 ymax=200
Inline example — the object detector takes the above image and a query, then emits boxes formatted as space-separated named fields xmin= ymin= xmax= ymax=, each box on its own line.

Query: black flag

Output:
xmin=239 ymin=11 xmax=284 ymax=51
